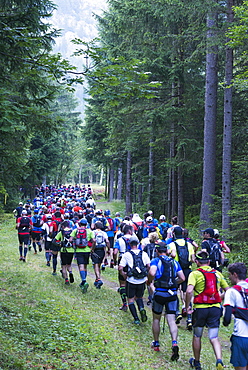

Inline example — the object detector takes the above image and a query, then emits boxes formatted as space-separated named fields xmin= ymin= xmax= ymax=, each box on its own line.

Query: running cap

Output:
xmin=195 ymin=251 xmax=210 ymax=262
xmin=159 ymin=215 xmax=166 ymax=220
xmin=79 ymin=218 xmax=87 ymax=225
xmin=22 ymin=210 xmax=27 ymax=215
xmin=148 ymin=226 xmax=156 ymax=233
xmin=104 ymin=210 xmax=111 ymax=216
xmin=173 ymin=226 xmax=183 ymax=238
xmin=47 ymin=214 xmax=52 ymax=219
xmin=203 ymin=228 xmax=214 ymax=237
xmin=146 ymin=216 xmax=153 ymax=222
xmin=34 ymin=209 xmax=39 ymax=213
xmin=155 ymin=242 xmax=167 ymax=253
xmin=95 ymin=209 xmax=102 ymax=215
xmin=19 ymin=202 xmax=23 ymax=205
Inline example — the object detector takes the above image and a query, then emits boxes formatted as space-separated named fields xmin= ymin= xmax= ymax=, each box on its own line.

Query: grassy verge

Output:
xmin=0 ymin=215 xmax=234 ymax=370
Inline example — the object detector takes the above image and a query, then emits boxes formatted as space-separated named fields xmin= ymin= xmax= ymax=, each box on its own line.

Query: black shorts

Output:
xmin=60 ymin=252 xmax=74 ymax=266
xmin=18 ymin=234 xmax=30 ymax=245
xmin=31 ymin=231 xmax=41 ymax=241
xmin=180 ymin=268 xmax=191 ymax=292
xmin=91 ymin=249 xmax=105 ymax=264
xmin=152 ymin=290 xmax=178 ymax=315
xmin=126 ymin=281 xmax=145 ymax=299
xmin=108 ymin=236 xmax=114 ymax=249
xmin=45 ymin=240 xmax=52 ymax=251
xmin=75 ymin=252 xmax=90 ymax=265
xmin=192 ymin=306 xmax=222 ymax=328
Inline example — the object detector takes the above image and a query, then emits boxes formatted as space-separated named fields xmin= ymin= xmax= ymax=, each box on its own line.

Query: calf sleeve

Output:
xmin=129 ymin=302 xmax=138 ymax=320
xmin=136 ymin=298 xmax=144 ymax=311
xmin=119 ymin=286 xmax=127 ymax=304
xmin=52 ymin=254 xmax=57 ymax=271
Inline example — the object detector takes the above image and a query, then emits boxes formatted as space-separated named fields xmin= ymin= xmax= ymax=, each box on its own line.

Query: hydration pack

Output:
xmin=232 ymin=285 xmax=248 ymax=321
xmin=62 ymin=229 xmax=73 ymax=249
xmin=174 ymin=240 xmax=191 ymax=269
xmin=75 ymin=227 xmax=88 ymax=248
xmin=194 ymin=268 xmax=221 ymax=305
xmin=154 ymin=257 xmax=177 ymax=289
xmin=127 ymin=250 xmax=147 ymax=279
xmin=133 ymin=222 xmax=144 ymax=241
xmin=95 ymin=232 xmax=106 ymax=249
xmin=106 ymin=216 xmax=116 ymax=232
xmin=32 ymin=215 xmax=42 ymax=228
xmin=19 ymin=216 xmax=30 ymax=231
xmin=144 ymin=242 xmax=157 ymax=260
xmin=207 ymin=239 xmax=222 ymax=268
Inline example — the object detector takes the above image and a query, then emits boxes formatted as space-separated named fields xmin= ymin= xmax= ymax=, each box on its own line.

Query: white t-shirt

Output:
xmin=119 ymin=249 xmax=150 ymax=284
xmin=224 ymin=281 xmax=248 ymax=337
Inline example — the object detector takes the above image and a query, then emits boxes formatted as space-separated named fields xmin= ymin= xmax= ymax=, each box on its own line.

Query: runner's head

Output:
xmin=195 ymin=251 xmax=210 ymax=265
xmin=95 ymin=221 xmax=103 ymax=230
xmin=155 ymin=242 xmax=167 ymax=254
xmin=79 ymin=219 xmax=87 ymax=226
xmin=22 ymin=210 xmax=27 ymax=216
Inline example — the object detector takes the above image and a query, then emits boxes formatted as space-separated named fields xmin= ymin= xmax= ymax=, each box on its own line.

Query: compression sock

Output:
xmin=80 ymin=270 xmax=87 ymax=283
xmin=119 ymin=286 xmax=127 ymax=304
xmin=128 ymin=302 xmax=139 ymax=320
xmin=136 ymin=298 xmax=144 ymax=311
xmin=52 ymin=254 xmax=57 ymax=272
xmin=32 ymin=242 xmax=37 ymax=252
xmin=45 ymin=252 xmax=50 ymax=261
xmin=19 ymin=246 xmax=23 ymax=257
xmin=23 ymin=247 xmax=28 ymax=258
xmin=37 ymin=242 xmax=42 ymax=252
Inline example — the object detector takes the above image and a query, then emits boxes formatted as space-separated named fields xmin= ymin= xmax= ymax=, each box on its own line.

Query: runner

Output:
xmin=71 ymin=218 xmax=94 ymax=293
xmin=186 ymin=251 xmax=229 ymax=370
xmin=16 ymin=209 xmax=33 ymax=262
xmin=30 ymin=209 xmax=43 ymax=254
xmin=119 ymin=235 xmax=150 ymax=324
xmin=147 ymin=242 xmax=185 ymax=360
xmin=91 ymin=221 xmax=110 ymax=288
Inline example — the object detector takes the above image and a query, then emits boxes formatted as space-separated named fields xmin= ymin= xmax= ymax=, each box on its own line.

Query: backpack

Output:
xmin=19 ymin=216 xmax=30 ymax=230
xmin=127 ymin=250 xmax=148 ymax=279
xmin=95 ymin=232 xmax=106 ymax=249
xmin=160 ymin=223 xmax=170 ymax=240
xmin=144 ymin=242 xmax=156 ymax=260
xmin=106 ymin=216 xmax=116 ymax=232
xmin=174 ymin=240 xmax=191 ymax=269
xmin=62 ymin=229 xmax=73 ymax=249
xmin=232 ymin=285 xmax=248 ymax=321
xmin=207 ymin=240 xmax=222 ymax=268
xmin=194 ymin=268 xmax=222 ymax=305
xmin=33 ymin=215 xmax=42 ymax=228
xmin=75 ymin=227 xmax=88 ymax=248
xmin=154 ymin=257 xmax=177 ymax=289
xmin=133 ymin=222 xmax=144 ymax=241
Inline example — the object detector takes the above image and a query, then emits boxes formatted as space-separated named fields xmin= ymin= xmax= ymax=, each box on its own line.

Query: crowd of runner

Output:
xmin=13 ymin=184 xmax=248 ymax=370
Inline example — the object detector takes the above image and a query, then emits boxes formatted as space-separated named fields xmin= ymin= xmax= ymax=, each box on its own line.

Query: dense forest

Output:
xmin=1 ymin=0 xmax=248 ymax=244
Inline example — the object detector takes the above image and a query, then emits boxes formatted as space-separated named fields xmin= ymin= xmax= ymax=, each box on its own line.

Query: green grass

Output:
xmin=0 ymin=214 xmax=234 ymax=370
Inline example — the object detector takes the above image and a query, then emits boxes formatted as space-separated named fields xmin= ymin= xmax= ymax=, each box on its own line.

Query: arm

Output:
xmin=186 ymin=284 xmax=194 ymax=313
xmin=223 ymin=305 xmax=233 ymax=326
xmin=118 ymin=265 xmax=127 ymax=280
xmin=176 ymin=270 xmax=185 ymax=285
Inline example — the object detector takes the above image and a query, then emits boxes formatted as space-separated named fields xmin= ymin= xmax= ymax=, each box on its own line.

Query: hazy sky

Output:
xmin=50 ymin=0 xmax=107 ymax=117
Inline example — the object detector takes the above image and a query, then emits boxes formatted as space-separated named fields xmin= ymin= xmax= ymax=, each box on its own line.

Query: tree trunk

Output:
xmin=148 ymin=136 xmax=154 ymax=209
xmin=109 ymin=167 xmax=114 ymax=201
xmin=178 ymin=166 xmax=184 ymax=226
xmin=222 ymin=0 xmax=234 ymax=233
xmin=117 ymin=163 xmax=123 ymax=200
xmin=99 ymin=166 xmax=104 ymax=186
xmin=200 ymin=11 xmax=218 ymax=226
xmin=125 ymin=151 xmax=132 ymax=215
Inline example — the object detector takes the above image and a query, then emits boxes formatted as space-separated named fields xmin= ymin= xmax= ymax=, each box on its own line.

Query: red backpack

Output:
xmin=194 ymin=268 xmax=221 ymax=305
xmin=75 ymin=227 xmax=88 ymax=248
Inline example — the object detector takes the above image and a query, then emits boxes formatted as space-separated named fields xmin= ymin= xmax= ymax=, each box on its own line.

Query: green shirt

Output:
xmin=71 ymin=227 xmax=94 ymax=253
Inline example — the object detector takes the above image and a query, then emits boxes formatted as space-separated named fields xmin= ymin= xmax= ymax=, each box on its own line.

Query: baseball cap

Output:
xmin=203 ymin=228 xmax=214 ymax=237
xmin=155 ymin=242 xmax=167 ymax=252
xmin=129 ymin=235 xmax=139 ymax=245
xmin=146 ymin=216 xmax=153 ymax=222
xmin=173 ymin=226 xmax=183 ymax=237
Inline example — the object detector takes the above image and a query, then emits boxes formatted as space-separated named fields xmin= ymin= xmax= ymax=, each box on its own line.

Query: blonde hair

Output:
xmin=149 ymin=232 xmax=159 ymax=243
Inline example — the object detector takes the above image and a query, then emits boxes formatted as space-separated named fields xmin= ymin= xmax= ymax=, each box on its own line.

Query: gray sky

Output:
xmin=50 ymin=0 xmax=107 ymax=117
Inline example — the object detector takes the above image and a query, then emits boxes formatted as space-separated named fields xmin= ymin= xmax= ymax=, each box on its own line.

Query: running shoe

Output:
xmin=65 ymin=279 xmax=70 ymax=285
xmin=187 ymin=319 xmax=193 ymax=331
xmin=110 ymin=260 xmax=115 ymax=268
xmin=96 ymin=280 xmax=103 ymax=289
xmin=175 ymin=314 xmax=182 ymax=324
xmin=46 ymin=262 xmax=50 ymax=267
xmin=171 ymin=345 xmax=179 ymax=361
xmin=151 ymin=341 xmax=160 ymax=351
xmin=39 ymin=246 xmax=42 ymax=252
xmin=216 ymin=359 xmax=224 ymax=370
xmin=119 ymin=304 xmax=128 ymax=312
xmin=19 ymin=257 xmax=23 ymax=261
xmin=22 ymin=258 xmax=26 ymax=262
xmin=80 ymin=282 xmax=89 ymax=293
xmin=69 ymin=272 xmax=74 ymax=283
xmin=133 ymin=319 xmax=140 ymax=325
xmin=34 ymin=252 xmax=37 ymax=255
xmin=140 ymin=308 xmax=147 ymax=322
xmin=182 ymin=307 xmax=187 ymax=317
xmin=189 ymin=357 xmax=202 ymax=370
xmin=52 ymin=271 xmax=57 ymax=276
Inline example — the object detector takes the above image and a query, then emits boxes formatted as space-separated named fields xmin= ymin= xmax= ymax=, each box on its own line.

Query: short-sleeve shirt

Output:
xmin=119 ymin=249 xmax=150 ymax=284
xmin=71 ymin=227 xmax=94 ymax=253
xmin=224 ymin=281 xmax=248 ymax=337
xmin=188 ymin=265 xmax=229 ymax=308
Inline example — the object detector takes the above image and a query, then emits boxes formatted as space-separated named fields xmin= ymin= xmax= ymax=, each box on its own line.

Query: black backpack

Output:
xmin=127 ymin=250 xmax=148 ymax=279
xmin=133 ymin=222 xmax=144 ymax=241
xmin=19 ymin=216 xmax=30 ymax=231
xmin=144 ymin=242 xmax=156 ymax=260
xmin=154 ymin=257 xmax=177 ymax=289
xmin=160 ymin=223 xmax=170 ymax=240
xmin=62 ymin=229 xmax=73 ymax=249
xmin=207 ymin=239 xmax=222 ymax=268
xmin=174 ymin=240 xmax=191 ymax=269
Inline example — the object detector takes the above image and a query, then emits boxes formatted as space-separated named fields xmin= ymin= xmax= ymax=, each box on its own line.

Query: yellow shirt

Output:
xmin=169 ymin=238 xmax=194 ymax=263
xmin=188 ymin=265 xmax=229 ymax=308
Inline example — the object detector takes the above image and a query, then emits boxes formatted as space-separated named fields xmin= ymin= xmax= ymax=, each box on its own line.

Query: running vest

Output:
xmin=154 ymin=257 xmax=177 ymax=289
xmin=194 ymin=268 xmax=221 ymax=305
xmin=232 ymin=285 xmax=248 ymax=321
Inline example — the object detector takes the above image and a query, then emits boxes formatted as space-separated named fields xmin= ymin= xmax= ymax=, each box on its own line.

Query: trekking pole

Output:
xmin=162 ymin=308 xmax=166 ymax=333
